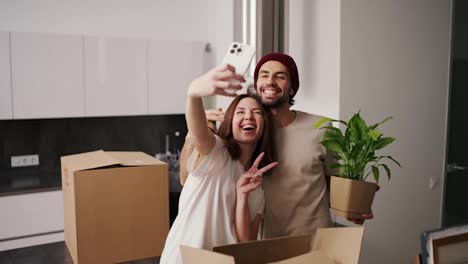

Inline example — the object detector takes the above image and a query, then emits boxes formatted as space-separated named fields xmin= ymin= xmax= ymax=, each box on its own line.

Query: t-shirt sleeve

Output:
xmin=187 ymin=135 xmax=228 ymax=178
xmin=248 ymin=187 xmax=265 ymax=221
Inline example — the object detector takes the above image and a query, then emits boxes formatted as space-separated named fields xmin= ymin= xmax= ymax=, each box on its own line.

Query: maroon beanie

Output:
xmin=253 ymin=53 xmax=300 ymax=98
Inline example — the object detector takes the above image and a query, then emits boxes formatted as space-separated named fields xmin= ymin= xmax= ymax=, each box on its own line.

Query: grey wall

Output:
xmin=340 ymin=0 xmax=452 ymax=263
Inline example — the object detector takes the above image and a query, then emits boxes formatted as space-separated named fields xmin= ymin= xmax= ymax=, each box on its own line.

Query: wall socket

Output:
xmin=11 ymin=154 xmax=40 ymax=167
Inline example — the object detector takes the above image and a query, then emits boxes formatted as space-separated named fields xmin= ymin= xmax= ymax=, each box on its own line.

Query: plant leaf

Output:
xmin=321 ymin=126 xmax=343 ymax=136
xmin=374 ymin=137 xmax=395 ymax=150
xmin=323 ymin=128 xmax=345 ymax=142
xmin=329 ymin=163 xmax=342 ymax=169
xmin=351 ymin=140 xmax=367 ymax=156
xmin=314 ymin=117 xmax=333 ymax=129
xmin=370 ymin=116 xmax=393 ymax=130
xmin=321 ymin=140 xmax=345 ymax=154
xmin=368 ymin=129 xmax=382 ymax=141
xmin=372 ymin=165 xmax=380 ymax=183
xmin=380 ymin=163 xmax=391 ymax=181
xmin=382 ymin=156 xmax=402 ymax=167
xmin=349 ymin=113 xmax=368 ymax=142
xmin=338 ymin=165 xmax=346 ymax=177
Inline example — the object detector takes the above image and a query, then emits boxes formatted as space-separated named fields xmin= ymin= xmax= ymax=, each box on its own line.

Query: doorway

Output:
xmin=443 ymin=0 xmax=468 ymax=227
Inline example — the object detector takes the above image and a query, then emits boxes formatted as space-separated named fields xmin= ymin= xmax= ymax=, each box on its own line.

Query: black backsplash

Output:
xmin=0 ymin=115 xmax=187 ymax=196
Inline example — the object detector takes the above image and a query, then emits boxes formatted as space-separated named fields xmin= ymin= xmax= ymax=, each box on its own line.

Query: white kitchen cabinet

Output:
xmin=10 ymin=32 xmax=84 ymax=119
xmin=148 ymin=40 xmax=209 ymax=114
xmin=0 ymin=190 xmax=64 ymax=251
xmin=0 ymin=31 xmax=12 ymax=119
xmin=84 ymin=36 xmax=148 ymax=117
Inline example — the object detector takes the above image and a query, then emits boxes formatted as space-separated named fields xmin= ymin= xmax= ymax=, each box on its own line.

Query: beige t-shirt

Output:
xmin=262 ymin=111 xmax=335 ymax=239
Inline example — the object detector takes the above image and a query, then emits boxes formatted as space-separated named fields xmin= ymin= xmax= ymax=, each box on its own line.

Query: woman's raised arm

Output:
xmin=186 ymin=64 xmax=244 ymax=155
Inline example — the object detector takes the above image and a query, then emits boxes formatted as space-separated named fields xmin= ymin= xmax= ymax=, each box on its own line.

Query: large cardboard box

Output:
xmin=61 ymin=150 xmax=169 ymax=264
xmin=180 ymin=227 xmax=364 ymax=264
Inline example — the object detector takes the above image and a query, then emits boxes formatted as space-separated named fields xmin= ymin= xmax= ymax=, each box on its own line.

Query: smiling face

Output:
xmin=217 ymin=94 xmax=274 ymax=166
xmin=231 ymin=97 xmax=265 ymax=145
xmin=256 ymin=60 xmax=293 ymax=108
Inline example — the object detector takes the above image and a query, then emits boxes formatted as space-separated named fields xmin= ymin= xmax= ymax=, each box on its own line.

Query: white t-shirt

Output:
xmin=160 ymin=136 xmax=265 ymax=264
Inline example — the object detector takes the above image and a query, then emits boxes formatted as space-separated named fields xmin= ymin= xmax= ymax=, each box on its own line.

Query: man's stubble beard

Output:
xmin=256 ymin=83 xmax=291 ymax=109
xmin=261 ymin=93 xmax=289 ymax=109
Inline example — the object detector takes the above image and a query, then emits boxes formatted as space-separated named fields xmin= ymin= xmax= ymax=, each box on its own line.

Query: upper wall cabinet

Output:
xmin=10 ymin=32 xmax=84 ymax=119
xmin=84 ymin=37 xmax=148 ymax=117
xmin=0 ymin=31 xmax=12 ymax=119
xmin=148 ymin=40 xmax=209 ymax=114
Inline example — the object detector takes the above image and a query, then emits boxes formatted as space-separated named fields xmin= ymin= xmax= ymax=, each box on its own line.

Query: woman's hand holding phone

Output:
xmin=187 ymin=64 xmax=245 ymax=98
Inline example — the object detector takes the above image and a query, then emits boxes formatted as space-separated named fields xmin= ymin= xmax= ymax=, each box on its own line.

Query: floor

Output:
xmin=0 ymin=242 xmax=161 ymax=264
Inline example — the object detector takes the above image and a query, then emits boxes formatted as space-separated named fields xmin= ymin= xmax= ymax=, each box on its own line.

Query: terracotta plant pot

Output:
xmin=330 ymin=176 xmax=378 ymax=219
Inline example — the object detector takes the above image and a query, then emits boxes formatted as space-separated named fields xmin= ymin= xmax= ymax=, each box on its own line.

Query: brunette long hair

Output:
xmin=216 ymin=94 xmax=276 ymax=170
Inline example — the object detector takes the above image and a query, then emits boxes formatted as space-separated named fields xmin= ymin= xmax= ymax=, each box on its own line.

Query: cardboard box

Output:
xmin=61 ymin=150 xmax=169 ymax=264
xmin=180 ymin=227 xmax=364 ymax=264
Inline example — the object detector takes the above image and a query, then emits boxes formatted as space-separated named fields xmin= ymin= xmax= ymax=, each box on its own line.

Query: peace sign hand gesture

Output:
xmin=237 ymin=152 xmax=278 ymax=198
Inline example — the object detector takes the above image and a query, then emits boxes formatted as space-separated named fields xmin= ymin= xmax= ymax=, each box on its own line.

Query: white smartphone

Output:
xmin=221 ymin=42 xmax=255 ymax=93
xmin=222 ymin=42 xmax=256 ymax=76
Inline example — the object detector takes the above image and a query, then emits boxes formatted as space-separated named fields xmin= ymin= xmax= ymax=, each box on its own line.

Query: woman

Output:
xmin=160 ymin=64 xmax=277 ymax=263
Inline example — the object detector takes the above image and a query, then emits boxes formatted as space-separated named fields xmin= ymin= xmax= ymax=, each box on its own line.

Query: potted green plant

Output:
xmin=314 ymin=112 xmax=401 ymax=219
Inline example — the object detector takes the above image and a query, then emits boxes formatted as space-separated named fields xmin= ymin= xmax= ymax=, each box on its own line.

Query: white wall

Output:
xmin=289 ymin=0 xmax=341 ymax=119
xmin=0 ymin=0 xmax=234 ymax=68
xmin=290 ymin=0 xmax=452 ymax=263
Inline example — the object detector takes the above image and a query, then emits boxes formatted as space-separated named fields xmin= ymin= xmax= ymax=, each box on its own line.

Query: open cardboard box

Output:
xmin=61 ymin=150 xmax=169 ymax=264
xmin=180 ymin=227 xmax=364 ymax=264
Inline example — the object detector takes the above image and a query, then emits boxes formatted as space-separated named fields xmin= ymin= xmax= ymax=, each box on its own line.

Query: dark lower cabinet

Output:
xmin=169 ymin=192 xmax=181 ymax=227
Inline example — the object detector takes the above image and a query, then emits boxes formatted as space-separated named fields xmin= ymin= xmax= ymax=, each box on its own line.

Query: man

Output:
xmin=252 ymin=53 xmax=335 ymax=238
xmin=179 ymin=53 xmax=371 ymax=239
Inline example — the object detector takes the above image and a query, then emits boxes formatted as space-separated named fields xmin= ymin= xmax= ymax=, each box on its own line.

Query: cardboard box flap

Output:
xmin=268 ymin=251 xmax=336 ymax=264
xmin=312 ymin=227 xmax=364 ymax=264
xmin=106 ymin=151 xmax=164 ymax=166
xmin=180 ymin=245 xmax=235 ymax=264
xmin=61 ymin=150 xmax=120 ymax=172
xmin=181 ymin=228 xmax=364 ymax=264
xmin=213 ymin=233 xmax=313 ymax=264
